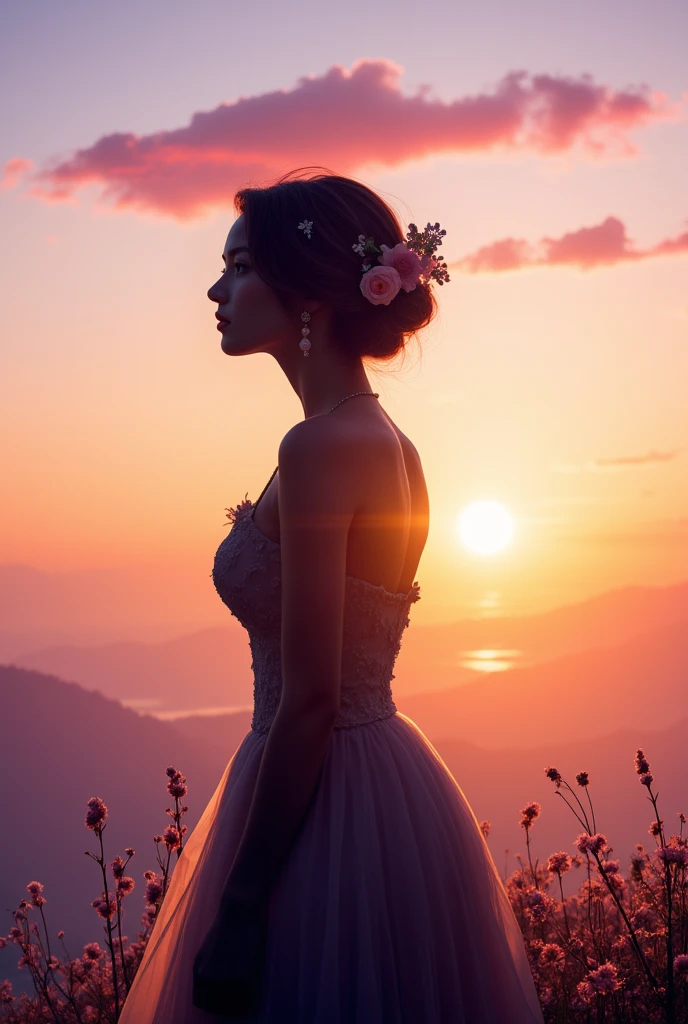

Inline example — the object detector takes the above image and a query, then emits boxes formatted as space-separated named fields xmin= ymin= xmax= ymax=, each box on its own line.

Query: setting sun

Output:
xmin=458 ymin=501 xmax=515 ymax=555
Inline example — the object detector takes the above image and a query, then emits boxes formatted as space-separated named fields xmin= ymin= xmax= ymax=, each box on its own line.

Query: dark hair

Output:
xmin=233 ymin=166 xmax=439 ymax=367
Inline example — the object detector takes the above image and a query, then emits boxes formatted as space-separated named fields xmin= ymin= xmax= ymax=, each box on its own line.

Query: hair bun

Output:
xmin=234 ymin=167 xmax=441 ymax=365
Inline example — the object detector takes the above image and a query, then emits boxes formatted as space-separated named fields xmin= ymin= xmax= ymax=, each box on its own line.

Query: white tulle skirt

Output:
xmin=119 ymin=711 xmax=544 ymax=1023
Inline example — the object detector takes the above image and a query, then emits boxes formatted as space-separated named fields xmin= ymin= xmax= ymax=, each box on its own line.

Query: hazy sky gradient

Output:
xmin=2 ymin=0 xmax=686 ymax=625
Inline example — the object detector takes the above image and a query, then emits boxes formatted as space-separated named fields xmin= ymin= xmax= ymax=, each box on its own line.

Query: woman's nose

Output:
xmin=207 ymin=280 xmax=225 ymax=302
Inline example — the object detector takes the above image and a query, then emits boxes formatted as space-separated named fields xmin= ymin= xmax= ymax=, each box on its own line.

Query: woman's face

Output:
xmin=207 ymin=214 xmax=295 ymax=356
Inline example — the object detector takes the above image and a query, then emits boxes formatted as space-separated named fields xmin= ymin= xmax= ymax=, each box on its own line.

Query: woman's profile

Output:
xmin=118 ymin=168 xmax=544 ymax=1022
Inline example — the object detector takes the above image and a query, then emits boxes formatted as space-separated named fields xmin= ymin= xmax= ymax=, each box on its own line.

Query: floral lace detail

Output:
xmin=212 ymin=495 xmax=421 ymax=734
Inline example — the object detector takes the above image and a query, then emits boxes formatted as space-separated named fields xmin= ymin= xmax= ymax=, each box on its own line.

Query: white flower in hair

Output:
xmin=297 ymin=219 xmax=313 ymax=239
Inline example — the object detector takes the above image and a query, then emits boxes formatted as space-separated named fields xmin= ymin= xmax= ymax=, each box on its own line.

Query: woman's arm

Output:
xmin=218 ymin=700 xmax=335 ymax=911
xmin=218 ymin=419 xmax=356 ymax=912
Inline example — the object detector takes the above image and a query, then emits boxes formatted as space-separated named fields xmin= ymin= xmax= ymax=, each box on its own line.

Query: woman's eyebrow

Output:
xmin=221 ymin=246 xmax=250 ymax=261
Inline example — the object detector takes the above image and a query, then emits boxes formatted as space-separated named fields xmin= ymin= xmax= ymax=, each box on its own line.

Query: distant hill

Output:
xmin=0 ymin=562 xmax=218 ymax=663
xmin=427 ymin=714 xmax=688 ymax=893
xmin=0 ymin=664 xmax=235 ymax=996
xmin=10 ymin=626 xmax=254 ymax=715
xmin=398 ymin=617 xmax=688 ymax=749
xmin=7 ymin=578 xmax=688 ymax=714
xmin=160 ymin=617 xmax=688 ymax=752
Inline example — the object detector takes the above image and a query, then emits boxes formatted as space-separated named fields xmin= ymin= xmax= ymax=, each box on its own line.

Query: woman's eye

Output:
xmin=221 ymin=262 xmax=248 ymax=275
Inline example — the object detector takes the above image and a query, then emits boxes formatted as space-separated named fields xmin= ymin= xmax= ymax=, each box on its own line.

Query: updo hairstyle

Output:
xmin=233 ymin=166 xmax=439 ymax=365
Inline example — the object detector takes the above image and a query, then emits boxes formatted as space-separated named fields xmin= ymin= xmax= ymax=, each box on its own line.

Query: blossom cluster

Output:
xmin=353 ymin=221 xmax=450 ymax=306
xmin=2 ymin=748 xmax=688 ymax=1022
xmin=0 ymin=766 xmax=190 ymax=1020
xmin=504 ymin=748 xmax=688 ymax=1021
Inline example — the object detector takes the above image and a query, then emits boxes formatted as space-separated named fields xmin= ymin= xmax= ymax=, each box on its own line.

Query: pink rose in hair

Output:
xmin=378 ymin=243 xmax=423 ymax=292
xmin=360 ymin=265 xmax=402 ymax=306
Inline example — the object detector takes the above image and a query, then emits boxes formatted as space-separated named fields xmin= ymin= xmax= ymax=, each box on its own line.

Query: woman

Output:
xmin=119 ymin=168 xmax=544 ymax=1022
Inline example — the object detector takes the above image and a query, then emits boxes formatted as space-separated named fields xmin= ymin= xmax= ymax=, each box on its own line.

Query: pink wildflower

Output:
xmin=639 ymin=772 xmax=653 ymax=788
xmin=519 ymin=801 xmax=541 ymax=830
xmin=25 ymin=881 xmax=46 ymax=908
xmin=18 ymin=946 xmax=41 ymax=970
xmin=545 ymin=766 xmax=562 ymax=787
xmin=0 ymin=980 xmax=12 ymax=1004
xmin=634 ymin=749 xmax=650 ymax=775
xmin=674 ymin=954 xmax=688 ymax=975
xmin=574 ymin=832 xmax=607 ymax=856
xmin=539 ymin=944 xmax=565 ymax=971
xmin=525 ymin=889 xmax=554 ymax=922
xmin=575 ymin=771 xmax=589 ymax=787
xmin=599 ymin=858 xmax=620 ymax=875
xmin=547 ymin=851 xmax=572 ymax=875
xmin=83 ymin=941 xmax=104 ymax=961
xmin=587 ymin=962 xmax=622 ymax=994
xmin=162 ymin=825 xmax=182 ymax=850
xmin=144 ymin=870 xmax=164 ymax=906
xmin=164 ymin=770 xmax=186 ymax=802
xmin=116 ymin=876 xmax=135 ymax=896
xmin=657 ymin=844 xmax=688 ymax=866
xmin=110 ymin=856 xmax=126 ymax=879
xmin=606 ymin=872 xmax=626 ymax=896
xmin=85 ymin=796 xmax=108 ymax=831
xmin=90 ymin=895 xmax=117 ymax=920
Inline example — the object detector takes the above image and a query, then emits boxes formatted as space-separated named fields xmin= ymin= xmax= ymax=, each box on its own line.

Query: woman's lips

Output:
xmin=217 ymin=320 xmax=231 ymax=331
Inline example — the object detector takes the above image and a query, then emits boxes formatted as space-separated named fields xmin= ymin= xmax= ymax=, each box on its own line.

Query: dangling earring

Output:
xmin=299 ymin=311 xmax=311 ymax=357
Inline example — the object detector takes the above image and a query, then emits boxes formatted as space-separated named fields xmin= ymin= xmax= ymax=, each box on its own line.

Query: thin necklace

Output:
xmin=326 ymin=390 xmax=379 ymax=414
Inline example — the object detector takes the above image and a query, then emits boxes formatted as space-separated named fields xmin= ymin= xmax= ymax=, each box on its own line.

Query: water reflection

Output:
xmin=154 ymin=704 xmax=253 ymax=721
xmin=121 ymin=698 xmax=253 ymax=720
xmin=459 ymin=649 xmax=523 ymax=673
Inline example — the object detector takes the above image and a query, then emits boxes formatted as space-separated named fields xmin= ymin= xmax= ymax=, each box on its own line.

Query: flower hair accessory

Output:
xmin=353 ymin=222 xmax=450 ymax=306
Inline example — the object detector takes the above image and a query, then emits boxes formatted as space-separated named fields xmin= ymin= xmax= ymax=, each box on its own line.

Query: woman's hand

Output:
xmin=192 ymin=897 xmax=268 ymax=1018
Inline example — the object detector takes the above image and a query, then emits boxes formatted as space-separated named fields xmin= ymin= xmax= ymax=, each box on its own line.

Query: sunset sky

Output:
xmin=2 ymin=0 xmax=687 ymax=631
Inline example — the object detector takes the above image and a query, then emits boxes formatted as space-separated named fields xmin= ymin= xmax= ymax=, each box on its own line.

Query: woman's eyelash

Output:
xmin=221 ymin=262 xmax=248 ymax=275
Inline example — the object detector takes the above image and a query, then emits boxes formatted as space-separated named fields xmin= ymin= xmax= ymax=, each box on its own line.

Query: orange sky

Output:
xmin=2 ymin=10 xmax=687 ymax=630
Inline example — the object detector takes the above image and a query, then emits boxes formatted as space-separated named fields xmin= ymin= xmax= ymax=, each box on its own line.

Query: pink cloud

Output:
xmin=8 ymin=59 xmax=683 ymax=220
xmin=1 ymin=157 xmax=33 ymax=191
xmin=456 ymin=216 xmax=688 ymax=273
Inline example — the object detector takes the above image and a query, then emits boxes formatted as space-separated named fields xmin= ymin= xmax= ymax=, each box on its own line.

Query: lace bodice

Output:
xmin=211 ymin=491 xmax=421 ymax=734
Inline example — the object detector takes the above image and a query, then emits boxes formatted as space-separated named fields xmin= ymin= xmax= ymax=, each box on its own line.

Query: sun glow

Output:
xmin=458 ymin=501 xmax=515 ymax=555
